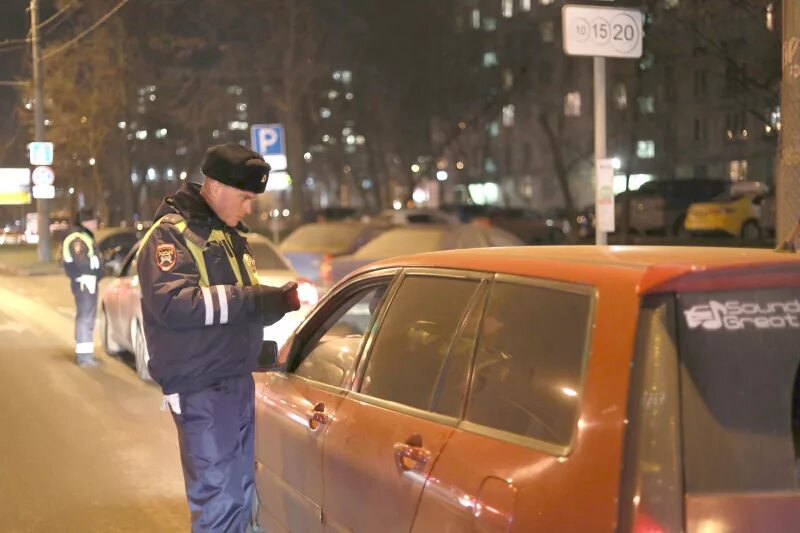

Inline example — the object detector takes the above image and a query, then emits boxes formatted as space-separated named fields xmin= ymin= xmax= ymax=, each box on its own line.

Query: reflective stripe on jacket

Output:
xmin=136 ymin=196 xmax=269 ymax=395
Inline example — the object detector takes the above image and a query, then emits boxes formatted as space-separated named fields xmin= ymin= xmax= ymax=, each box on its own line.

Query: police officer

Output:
xmin=62 ymin=206 xmax=103 ymax=367
xmin=137 ymin=143 xmax=300 ymax=532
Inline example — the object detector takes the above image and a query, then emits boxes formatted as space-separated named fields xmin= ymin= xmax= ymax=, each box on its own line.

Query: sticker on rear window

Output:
xmin=684 ymin=299 xmax=800 ymax=331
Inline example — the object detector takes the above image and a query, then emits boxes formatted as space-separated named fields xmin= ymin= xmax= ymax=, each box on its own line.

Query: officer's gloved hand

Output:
xmin=252 ymin=282 xmax=300 ymax=315
xmin=282 ymin=282 xmax=301 ymax=312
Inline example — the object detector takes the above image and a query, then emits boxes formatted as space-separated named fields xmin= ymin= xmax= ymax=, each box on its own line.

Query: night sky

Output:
xmin=0 ymin=1 xmax=58 ymax=167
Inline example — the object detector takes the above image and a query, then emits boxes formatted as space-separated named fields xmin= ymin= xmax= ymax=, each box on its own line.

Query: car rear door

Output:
xmin=254 ymin=272 xmax=397 ymax=532
xmin=411 ymin=275 xmax=597 ymax=532
xmin=320 ymin=269 xmax=489 ymax=532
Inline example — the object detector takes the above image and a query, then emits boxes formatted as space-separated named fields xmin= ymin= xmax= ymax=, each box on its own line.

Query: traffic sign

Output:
xmin=32 ymin=185 xmax=55 ymax=199
xmin=562 ymin=5 xmax=643 ymax=59
xmin=251 ymin=124 xmax=285 ymax=157
xmin=31 ymin=166 xmax=54 ymax=186
xmin=595 ymin=159 xmax=616 ymax=233
xmin=28 ymin=142 xmax=54 ymax=166
xmin=251 ymin=124 xmax=288 ymax=173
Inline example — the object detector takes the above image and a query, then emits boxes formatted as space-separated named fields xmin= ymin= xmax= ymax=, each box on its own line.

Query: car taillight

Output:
xmin=297 ymin=278 xmax=318 ymax=306
xmin=633 ymin=509 xmax=666 ymax=533
xmin=618 ymin=298 xmax=683 ymax=533
xmin=320 ymin=254 xmax=332 ymax=287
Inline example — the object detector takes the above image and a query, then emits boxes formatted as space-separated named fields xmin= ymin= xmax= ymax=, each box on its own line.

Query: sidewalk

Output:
xmin=0 ymin=245 xmax=62 ymax=276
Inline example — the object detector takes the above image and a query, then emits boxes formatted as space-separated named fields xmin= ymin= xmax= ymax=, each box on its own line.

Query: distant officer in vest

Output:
xmin=137 ymin=143 xmax=301 ymax=532
xmin=62 ymin=206 xmax=103 ymax=367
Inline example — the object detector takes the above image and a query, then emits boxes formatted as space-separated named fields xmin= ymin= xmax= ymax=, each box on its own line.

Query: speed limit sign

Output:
xmin=562 ymin=5 xmax=643 ymax=59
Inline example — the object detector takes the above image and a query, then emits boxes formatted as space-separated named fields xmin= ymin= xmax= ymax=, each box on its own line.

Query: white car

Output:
xmin=100 ymin=232 xmax=317 ymax=381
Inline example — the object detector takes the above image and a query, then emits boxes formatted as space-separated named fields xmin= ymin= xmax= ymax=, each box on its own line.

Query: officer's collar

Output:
xmin=165 ymin=182 xmax=250 ymax=233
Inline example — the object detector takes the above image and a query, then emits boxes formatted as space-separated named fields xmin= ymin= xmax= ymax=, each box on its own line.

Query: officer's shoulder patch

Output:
xmin=244 ymin=252 xmax=257 ymax=274
xmin=156 ymin=243 xmax=177 ymax=272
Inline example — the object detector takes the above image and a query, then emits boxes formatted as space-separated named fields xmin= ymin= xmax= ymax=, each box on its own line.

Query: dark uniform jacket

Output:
xmin=138 ymin=182 xmax=284 ymax=395
xmin=62 ymin=226 xmax=102 ymax=292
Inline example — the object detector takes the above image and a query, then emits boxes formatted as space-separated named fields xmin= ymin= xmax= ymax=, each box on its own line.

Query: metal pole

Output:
xmin=594 ymin=56 xmax=607 ymax=246
xmin=31 ymin=0 xmax=50 ymax=262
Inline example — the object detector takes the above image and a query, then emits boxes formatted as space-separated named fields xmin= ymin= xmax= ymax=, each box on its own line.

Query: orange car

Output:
xmin=253 ymin=246 xmax=800 ymax=532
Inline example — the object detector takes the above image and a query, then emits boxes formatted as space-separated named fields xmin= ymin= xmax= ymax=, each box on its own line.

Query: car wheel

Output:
xmin=741 ymin=220 xmax=761 ymax=241
xmin=132 ymin=320 xmax=153 ymax=382
xmin=100 ymin=308 xmax=123 ymax=355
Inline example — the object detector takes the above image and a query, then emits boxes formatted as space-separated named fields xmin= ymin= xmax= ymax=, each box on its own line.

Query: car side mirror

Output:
xmin=257 ymin=340 xmax=282 ymax=371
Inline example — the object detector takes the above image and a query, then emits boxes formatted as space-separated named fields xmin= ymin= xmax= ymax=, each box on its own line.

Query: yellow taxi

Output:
xmin=684 ymin=191 xmax=765 ymax=240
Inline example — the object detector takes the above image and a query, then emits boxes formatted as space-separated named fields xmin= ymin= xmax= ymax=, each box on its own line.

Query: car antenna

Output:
xmin=775 ymin=218 xmax=800 ymax=253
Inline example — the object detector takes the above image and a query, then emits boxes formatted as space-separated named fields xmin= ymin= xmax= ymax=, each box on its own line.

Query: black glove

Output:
xmin=251 ymin=282 xmax=300 ymax=315
xmin=282 ymin=281 xmax=301 ymax=312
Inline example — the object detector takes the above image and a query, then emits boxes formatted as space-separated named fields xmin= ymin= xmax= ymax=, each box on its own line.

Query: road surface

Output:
xmin=0 ymin=274 xmax=187 ymax=531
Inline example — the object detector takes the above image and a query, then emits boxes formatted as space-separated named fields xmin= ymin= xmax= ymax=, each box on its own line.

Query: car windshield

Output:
xmin=354 ymin=228 xmax=445 ymax=258
xmin=279 ymin=224 xmax=363 ymax=255
xmin=677 ymin=288 xmax=800 ymax=494
xmin=248 ymin=239 xmax=290 ymax=271
xmin=710 ymin=192 xmax=746 ymax=203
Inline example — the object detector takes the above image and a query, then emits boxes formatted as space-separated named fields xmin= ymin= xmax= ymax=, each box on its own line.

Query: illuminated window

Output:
xmin=540 ymin=21 xmax=555 ymax=43
xmin=472 ymin=9 xmax=481 ymax=29
xmin=615 ymin=84 xmax=628 ymax=110
xmin=483 ymin=52 xmax=499 ymax=67
xmin=638 ymin=96 xmax=655 ymax=114
xmin=729 ymin=160 xmax=748 ymax=181
xmin=520 ymin=0 xmax=531 ymax=11
xmin=637 ymin=140 xmax=655 ymax=159
xmin=503 ymin=105 xmax=515 ymax=127
xmin=483 ymin=17 xmax=497 ymax=31
xmin=564 ymin=92 xmax=581 ymax=117
xmin=502 ymin=0 xmax=513 ymax=18
xmin=766 ymin=3 xmax=775 ymax=31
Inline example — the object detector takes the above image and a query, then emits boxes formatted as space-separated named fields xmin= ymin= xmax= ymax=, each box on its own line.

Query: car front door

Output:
xmin=254 ymin=272 xmax=397 ymax=532
xmin=321 ymin=269 xmax=488 ymax=532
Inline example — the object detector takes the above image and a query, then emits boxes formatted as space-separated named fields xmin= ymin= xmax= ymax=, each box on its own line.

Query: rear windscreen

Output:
xmin=677 ymin=288 xmax=800 ymax=493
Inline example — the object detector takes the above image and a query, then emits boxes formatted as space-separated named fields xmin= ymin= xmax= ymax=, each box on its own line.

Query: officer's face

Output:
xmin=213 ymin=182 xmax=257 ymax=227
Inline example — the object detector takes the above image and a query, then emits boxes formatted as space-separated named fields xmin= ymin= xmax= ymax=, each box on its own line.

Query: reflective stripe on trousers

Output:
xmin=170 ymin=375 xmax=256 ymax=533
xmin=73 ymin=288 xmax=97 ymax=355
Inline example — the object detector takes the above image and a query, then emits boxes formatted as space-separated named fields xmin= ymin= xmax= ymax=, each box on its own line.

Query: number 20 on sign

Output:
xmin=562 ymin=5 xmax=643 ymax=59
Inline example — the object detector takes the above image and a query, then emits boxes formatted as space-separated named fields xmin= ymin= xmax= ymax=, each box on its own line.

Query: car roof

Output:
xmin=359 ymin=246 xmax=800 ymax=295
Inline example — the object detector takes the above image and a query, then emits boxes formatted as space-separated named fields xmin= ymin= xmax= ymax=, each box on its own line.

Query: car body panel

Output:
xmin=684 ymin=194 xmax=762 ymax=236
xmin=255 ymin=246 xmax=800 ymax=532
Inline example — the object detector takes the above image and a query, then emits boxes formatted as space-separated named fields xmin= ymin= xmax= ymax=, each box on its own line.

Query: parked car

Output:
xmin=254 ymin=246 xmax=800 ymax=532
xmin=95 ymin=226 xmax=145 ymax=274
xmin=440 ymin=203 xmax=496 ymax=224
xmin=327 ymin=223 xmax=523 ymax=286
xmin=0 ymin=229 xmax=25 ymax=245
xmin=616 ymin=178 xmax=728 ymax=236
xmin=100 ymin=232 xmax=317 ymax=381
xmin=375 ymin=208 xmax=458 ymax=225
xmin=279 ymin=221 xmax=390 ymax=287
xmin=761 ymin=191 xmax=776 ymax=237
xmin=488 ymin=207 xmax=563 ymax=244
xmin=684 ymin=191 xmax=766 ymax=239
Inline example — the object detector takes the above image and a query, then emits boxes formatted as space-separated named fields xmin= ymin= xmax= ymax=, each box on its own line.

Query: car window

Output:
xmin=293 ymin=282 xmax=390 ymax=388
xmin=456 ymin=228 xmax=487 ymax=248
xmin=677 ymin=288 xmax=800 ymax=493
xmin=359 ymin=275 xmax=482 ymax=413
xmin=354 ymin=228 xmax=445 ymax=258
xmin=280 ymin=223 xmax=363 ymax=255
xmin=122 ymin=254 xmax=138 ymax=278
xmin=465 ymin=280 xmax=592 ymax=449
xmin=485 ymin=228 xmax=522 ymax=247
xmin=247 ymin=239 xmax=290 ymax=271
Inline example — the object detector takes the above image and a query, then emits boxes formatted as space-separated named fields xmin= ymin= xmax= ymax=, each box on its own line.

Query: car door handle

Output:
xmin=306 ymin=401 xmax=332 ymax=432
xmin=394 ymin=436 xmax=431 ymax=473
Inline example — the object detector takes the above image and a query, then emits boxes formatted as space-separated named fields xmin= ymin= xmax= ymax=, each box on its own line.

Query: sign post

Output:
xmin=563 ymin=4 xmax=643 ymax=245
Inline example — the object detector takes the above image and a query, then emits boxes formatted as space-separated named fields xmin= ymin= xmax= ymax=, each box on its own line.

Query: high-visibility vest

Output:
xmin=62 ymin=231 xmax=97 ymax=263
xmin=138 ymin=214 xmax=259 ymax=287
